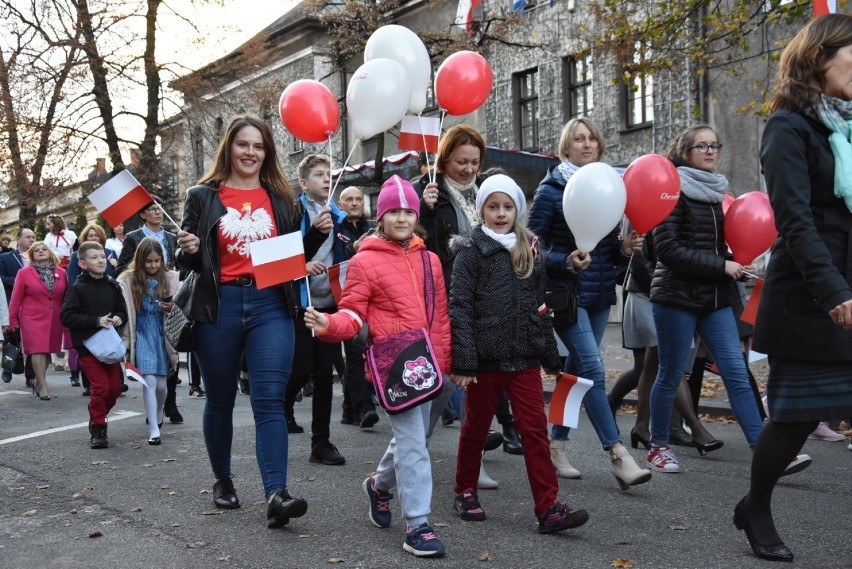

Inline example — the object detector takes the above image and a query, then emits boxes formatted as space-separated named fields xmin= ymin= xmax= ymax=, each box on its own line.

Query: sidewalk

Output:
xmin=541 ymin=323 xmax=765 ymax=418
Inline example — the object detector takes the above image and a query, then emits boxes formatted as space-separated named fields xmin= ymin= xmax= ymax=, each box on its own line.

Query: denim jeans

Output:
xmin=650 ymin=303 xmax=763 ymax=446
xmin=195 ymin=283 xmax=294 ymax=497
xmin=552 ymin=306 xmax=621 ymax=449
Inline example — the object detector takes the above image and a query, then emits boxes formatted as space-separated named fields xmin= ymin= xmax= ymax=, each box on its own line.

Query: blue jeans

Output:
xmin=195 ymin=283 xmax=295 ymax=497
xmin=650 ymin=303 xmax=763 ymax=446
xmin=552 ymin=306 xmax=621 ymax=449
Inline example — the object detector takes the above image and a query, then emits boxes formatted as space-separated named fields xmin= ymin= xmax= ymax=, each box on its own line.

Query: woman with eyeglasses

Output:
xmin=645 ymin=126 xmax=770 ymax=474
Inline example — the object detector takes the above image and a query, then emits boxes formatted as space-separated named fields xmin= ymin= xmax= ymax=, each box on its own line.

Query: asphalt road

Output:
xmin=1 ymin=355 xmax=849 ymax=569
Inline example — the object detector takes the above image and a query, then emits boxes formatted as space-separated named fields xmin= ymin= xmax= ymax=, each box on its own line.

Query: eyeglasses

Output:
xmin=689 ymin=143 xmax=723 ymax=154
xmin=144 ymin=206 xmax=163 ymax=213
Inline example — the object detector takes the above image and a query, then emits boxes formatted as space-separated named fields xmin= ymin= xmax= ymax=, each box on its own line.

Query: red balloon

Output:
xmin=722 ymin=194 xmax=735 ymax=215
xmin=434 ymin=51 xmax=493 ymax=116
xmin=622 ymin=154 xmax=680 ymax=234
xmin=725 ymin=192 xmax=778 ymax=265
xmin=279 ymin=80 xmax=340 ymax=143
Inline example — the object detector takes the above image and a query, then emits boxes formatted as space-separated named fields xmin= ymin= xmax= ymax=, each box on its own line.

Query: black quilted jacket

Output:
xmin=650 ymin=190 xmax=733 ymax=312
xmin=449 ymin=228 xmax=561 ymax=376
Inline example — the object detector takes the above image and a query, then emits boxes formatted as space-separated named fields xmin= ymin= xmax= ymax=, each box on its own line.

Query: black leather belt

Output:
xmin=224 ymin=276 xmax=254 ymax=286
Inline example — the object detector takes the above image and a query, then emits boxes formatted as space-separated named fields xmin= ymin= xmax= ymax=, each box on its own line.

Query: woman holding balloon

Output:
xmin=734 ymin=14 xmax=852 ymax=562
xmin=646 ymin=125 xmax=770 ymax=475
xmin=528 ymin=117 xmax=651 ymax=490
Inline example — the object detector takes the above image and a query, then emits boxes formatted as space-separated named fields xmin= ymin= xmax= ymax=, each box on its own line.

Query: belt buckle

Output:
xmin=238 ymin=276 xmax=253 ymax=286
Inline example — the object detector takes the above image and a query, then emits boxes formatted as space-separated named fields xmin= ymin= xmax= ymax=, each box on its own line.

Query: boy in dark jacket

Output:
xmin=61 ymin=242 xmax=128 ymax=449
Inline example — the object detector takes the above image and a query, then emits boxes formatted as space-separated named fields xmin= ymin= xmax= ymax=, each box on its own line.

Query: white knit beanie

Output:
xmin=475 ymin=174 xmax=527 ymax=220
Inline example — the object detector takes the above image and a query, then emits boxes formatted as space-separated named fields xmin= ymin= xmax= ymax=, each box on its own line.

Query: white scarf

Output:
xmin=443 ymin=176 xmax=478 ymax=234
xmin=677 ymin=166 xmax=728 ymax=204
xmin=481 ymin=225 xmax=517 ymax=251
xmin=556 ymin=160 xmax=581 ymax=183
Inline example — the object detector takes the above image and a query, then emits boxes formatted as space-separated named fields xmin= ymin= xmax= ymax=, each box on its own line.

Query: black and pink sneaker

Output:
xmin=537 ymin=501 xmax=589 ymax=534
xmin=454 ymin=488 xmax=486 ymax=521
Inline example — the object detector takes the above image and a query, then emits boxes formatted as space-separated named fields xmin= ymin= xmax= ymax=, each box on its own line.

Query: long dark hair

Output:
xmin=121 ymin=237 xmax=169 ymax=313
xmin=768 ymin=14 xmax=852 ymax=114
xmin=198 ymin=114 xmax=296 ymax=216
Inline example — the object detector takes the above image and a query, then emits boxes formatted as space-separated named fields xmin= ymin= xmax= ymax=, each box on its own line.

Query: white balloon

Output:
xmin=562 ymin=162 xmax=627 ymax=252
xmin=364 ymin=24 xmax=431 ymax=115
xmin=347 ymin=58 xmax=412 ymax=140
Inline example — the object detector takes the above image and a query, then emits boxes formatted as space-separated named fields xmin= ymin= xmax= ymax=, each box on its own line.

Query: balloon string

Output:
xmin=327 ymin=134 xmax=333 ymax=172
xmin=329 ymin=137 xmax=360 ymax=204
xmin=417 ymin=114 xmax=433 ymax=185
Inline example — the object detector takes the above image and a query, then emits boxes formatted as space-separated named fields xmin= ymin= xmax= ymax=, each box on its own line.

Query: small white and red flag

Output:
xmin=813 ymin=0 xmax=836 ymax=17
xmin=249 ymin=231 xmax=307 ymax=289
xmin=398 ymin=115 xmax=441 ymax=154
xmin=548 ymin=372 xmax=594 ymax=429
xmin=88 ymin=170 xmax=154 ymax=227
xmin=327 ymin=261 xmax=349 ymax=305
xmin=455 ymin=0 xmax=483 ymax=34
xmin=125 ymin=363 xmax=144 ymax=383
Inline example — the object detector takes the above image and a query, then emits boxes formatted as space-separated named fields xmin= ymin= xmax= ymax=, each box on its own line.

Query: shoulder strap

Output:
xmin=421 ymin=249 xmax=434 ymax=327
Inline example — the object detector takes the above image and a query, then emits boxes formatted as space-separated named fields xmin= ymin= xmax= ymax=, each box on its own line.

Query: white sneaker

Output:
xmin=808 ymin=422 xmax=846 ymax=442
xmin=781 ymin=454 xmax=812 ymax=477
xmin=646 ymin=445 xmax=680 ymax=473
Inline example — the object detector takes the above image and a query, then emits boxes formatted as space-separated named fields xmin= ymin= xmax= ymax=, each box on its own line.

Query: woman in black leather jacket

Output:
xmin=646 ymin=125 xmax=764 ymax=474
xmin=176 ymin=115 xmax=326 ymax=529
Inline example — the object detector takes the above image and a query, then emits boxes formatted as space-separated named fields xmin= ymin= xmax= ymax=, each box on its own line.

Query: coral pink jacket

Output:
xmin=8 ymin=265 xmax=69 ymax=354
xmin=319 ymin=235 xmax=451 ymax=372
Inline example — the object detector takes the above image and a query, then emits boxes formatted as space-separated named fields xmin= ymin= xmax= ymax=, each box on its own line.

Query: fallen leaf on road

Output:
xmin=37 ymin=484 xmax=49 ymax=490
xmin=217 ymin=556 xmax=230 ymax=561
xmin=9 ymin=486 xmax=25 ymax=491
xmin=201 ymin=511 xmax=224 ymax=516
xmin=69 ymin=509 xmax=78 ymax=515
xmin=433 ymin=522 xmax=449 ymax=528
xmin=169 ymin=492 xmax=177 ymax=496
xmin=298 ymin=476 xmax=316 ymax=482
xmin=298 ymin=534 xmax=311 ymax=538
xmin=161 ymin=458 xmax=176 ymax=462
xmin=91 ymin=461 xmax=108 ymax=465
xmin=143 ymin=464 xmax=154 ymax=468
xmin=611 ymin=559 xmax=633 ymax=568
xmin=327 ymin=558 xmax=344 ymax=564
xmin=132 ymin=507 xmax=142 ymax=512
xmin=22 ymin=510 xmax=37 ymax=517
xmin=186 ymin=542 xmax=208 ymax=548
xmin=363 ymin=460 xmax=375 ymax=465
xmin=172 ymin=523 xmax=181 ymax=527
xmin=160 ymin=485 xmax=171 ymax=490
xmin=433 ymin=459 xmax=444 ymax=464
xmin=480 ymin=551 xmax=492 ymax=561
xmin=72 ymin=490 xmax=86 ymax=499
xmin=88 ymin=531 xmax=103 ymax=538
xmin=199 ymin=489 xmax=211 ymax=494
xmin=670 ymin=525 xmax=688 ymax=531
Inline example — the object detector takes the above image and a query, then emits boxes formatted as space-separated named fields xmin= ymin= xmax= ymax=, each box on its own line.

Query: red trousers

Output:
xmin=454 ymin=368 xmax=558 ymax=517
xmin=79 ymin=355 xmax=123 ymax=427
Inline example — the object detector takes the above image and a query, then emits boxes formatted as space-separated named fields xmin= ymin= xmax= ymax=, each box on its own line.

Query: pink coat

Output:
xmin=8 ymin=266 xmax=69 ymax=354
xmin=320 ymin=235 xmax=451 ymax=372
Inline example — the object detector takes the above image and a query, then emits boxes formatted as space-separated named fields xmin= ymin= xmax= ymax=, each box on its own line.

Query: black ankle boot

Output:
xmin=267 ymin=490 xmax=308 ymax=528
xmin=733 ymin=496 xmax=794 ymax=562
xmin=502 ymin=422 xmax=523 ymax=455
xmin=669 ymin=409 xmax=694 ymax=447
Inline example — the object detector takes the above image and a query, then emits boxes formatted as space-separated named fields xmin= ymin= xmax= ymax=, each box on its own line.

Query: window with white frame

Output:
xmin=564 ymin=55 xmax=593 ymax=119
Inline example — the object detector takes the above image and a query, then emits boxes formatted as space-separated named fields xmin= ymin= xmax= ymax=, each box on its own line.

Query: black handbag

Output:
xmin=545 ymin=289 xmax=578 ymax=326
xmin=165 ymin=273 xmax=198 ymax=352
xmin=2 ymin=341 xmax=23 ymax=373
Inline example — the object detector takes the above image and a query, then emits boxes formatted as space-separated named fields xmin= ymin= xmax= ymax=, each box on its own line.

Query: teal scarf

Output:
xmin=816 ymin=95 xmax=852 ymax=213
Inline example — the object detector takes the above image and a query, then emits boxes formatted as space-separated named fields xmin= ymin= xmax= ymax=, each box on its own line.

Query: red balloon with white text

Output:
xmin=622 ymin=154 xmax=681 ymax=234
xmin=279 ymin=80 xmax=340 ymax=143
xmin=725 ymin=191 xmax=777 ymax=265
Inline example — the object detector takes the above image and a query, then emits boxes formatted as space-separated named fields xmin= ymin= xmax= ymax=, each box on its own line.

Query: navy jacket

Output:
xmin=0 ymin=250 xmax=25 ymax=301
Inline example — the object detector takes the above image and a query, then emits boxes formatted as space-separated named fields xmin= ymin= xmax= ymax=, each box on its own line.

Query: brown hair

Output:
xmin=47 ymin=214 xmax=67 ymax=233
xmin=558 ymin=117 xmax=605 ymax=163
xmin=77 ymin=241 xmax=103 ymax=262
xmin=26 ymin=241 xmax=60 ymax=265
xmin=435 ymin=125 xmax=486 ymax=175
xmin=79 ymin=223 xmax=107 ymax=246
xmin=298 ymin=154 xmax=331 ymax=182
xmin=120 ymin=237 xmax=169 ymax=312
xmin=666 ymin=124 xmax=718 ymax=166
xmin=199 ymin=114 xmax=295 ymax=215
xmin=768 ymin=14 xmax=852 ymax=114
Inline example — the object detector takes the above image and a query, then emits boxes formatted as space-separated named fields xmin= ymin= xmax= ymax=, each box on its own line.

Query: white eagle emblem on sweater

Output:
xmin=219 ymin=202 xmax=273 ymax=257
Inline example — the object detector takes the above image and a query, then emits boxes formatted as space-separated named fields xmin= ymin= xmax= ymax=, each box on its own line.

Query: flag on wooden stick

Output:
xmin=398 ymin=116 xmax=440 ymax=153
xmin=88 ymin=170 xmax=153 ymax=227
xmin=813 ymin=0 xmax=836 ymax=17
xmin=548 ymin=372 xmax=594 ymax=429
xmin=249 ymin=232 xmax=307 ymax=289
xmin=327 ymin=261 xmax=349 ymax=305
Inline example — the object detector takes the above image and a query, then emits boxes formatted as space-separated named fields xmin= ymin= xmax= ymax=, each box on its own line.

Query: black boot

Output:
xmin=90 ymin=424 xmax=108 ymax=449
xmin=502 ymin=422 xmax=523 ymax=455
xmin=669 ymin=408 xmax=694 ymax=447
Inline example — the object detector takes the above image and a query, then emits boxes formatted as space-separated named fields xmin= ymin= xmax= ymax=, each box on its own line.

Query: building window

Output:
xmin=624 ymin=45 xmax=654 ymax=128
xmin=214 ymin=117 xmax=224 ymax=140
xmin=514 ymin=68 xmax=539 ymax=152
xmin=564 ymin=55 xmax=593 ymax=120
xmin=291 ymin=135 xmax=304 ymax=154
xmin=192 ymin=127 xmax=204 ymax=178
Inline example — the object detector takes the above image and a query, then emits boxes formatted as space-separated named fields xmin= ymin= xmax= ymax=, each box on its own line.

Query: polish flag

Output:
xmin=548 ymin=372 xmax=594 ymax=429
xmin=455 ymin=0 xmax=483 ymax=33
xmin=398 ymin=116 xmax=440 ymax=153
xmin=88 ymin=170 xmax=154 ymax=227
xmin=125 ymin=363 xmax=144 ymax=383
xmin=249 ymin=231 xmax=307 ymax=289
xmin=739 ymin=277 xmax=764 ymax=327
xmin=327 ymin=261 xmax=349 ymax=305
xmin=813 ymin=0 xmax=836 ymax=17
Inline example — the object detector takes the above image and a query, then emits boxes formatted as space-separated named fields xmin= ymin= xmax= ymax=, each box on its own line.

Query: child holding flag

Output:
xmin=118 ymin=238 xmax=178 ymax=445
xmin=448 ymin=174 xmax=589 ymax=533
xmin=60 ymin=242 xmax=128 ymax=449
xmin=304 ymin=175 xmax=451 ymax=558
